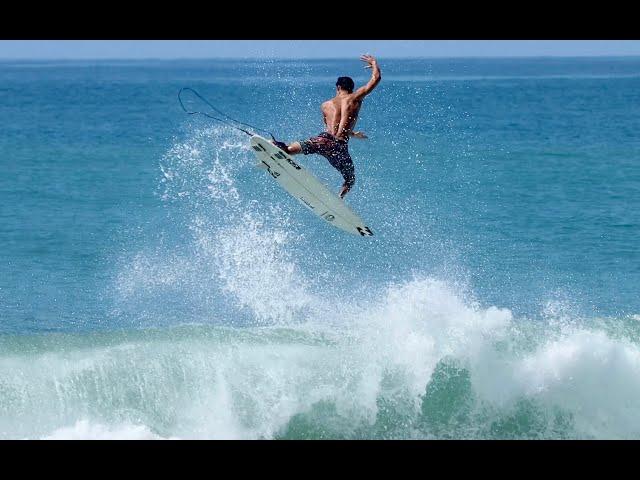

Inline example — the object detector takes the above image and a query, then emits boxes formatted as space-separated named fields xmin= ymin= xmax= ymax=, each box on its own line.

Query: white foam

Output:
xmin=516 ymin=330 xmax=640 ymax=438
xmin=159 ymin=126 xmax=248 ymax=207
xmin=326 ymin=278 xmax=512 ymax=418
xmin=41 ymin=420 xmax=172 ymax=440
xmin=5 ymin=275 xmax=640 ymax=439
xmin=205 ymin=212 xmax=314 ymax=325
xmin=467 ymin=325 xmax=640 ymax=438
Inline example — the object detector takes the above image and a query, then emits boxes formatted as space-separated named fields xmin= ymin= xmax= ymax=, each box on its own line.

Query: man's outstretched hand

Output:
xmin=351 ymin=131 xmax=368 ymax=139
xmin=360 ymin=54 xmax=378 ymax=69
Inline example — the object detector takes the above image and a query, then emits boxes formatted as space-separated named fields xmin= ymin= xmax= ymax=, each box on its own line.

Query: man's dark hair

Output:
xmin=336 ymin=76 xmax=355 ymax=93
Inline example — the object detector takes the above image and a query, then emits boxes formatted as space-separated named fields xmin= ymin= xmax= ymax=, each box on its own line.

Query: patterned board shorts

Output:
xmin=299 ymin=132 xmax=355 ymax=189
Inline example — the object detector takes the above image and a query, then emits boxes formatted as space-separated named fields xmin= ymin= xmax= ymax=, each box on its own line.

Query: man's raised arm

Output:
xmin=353 ymin=54 xmax=381 ymax=99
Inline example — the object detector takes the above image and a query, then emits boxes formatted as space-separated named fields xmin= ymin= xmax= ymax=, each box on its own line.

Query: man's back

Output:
xmin=321 ymin=95 xmax=362 ymax=141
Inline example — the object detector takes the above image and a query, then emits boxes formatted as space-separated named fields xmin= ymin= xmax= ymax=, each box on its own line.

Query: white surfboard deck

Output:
xmin=250 ymin=135 xmax=373 ymax=237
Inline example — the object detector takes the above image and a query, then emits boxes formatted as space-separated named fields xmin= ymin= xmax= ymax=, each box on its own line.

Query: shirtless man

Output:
xmin=273 ymin=54 xmax=382 ymax=198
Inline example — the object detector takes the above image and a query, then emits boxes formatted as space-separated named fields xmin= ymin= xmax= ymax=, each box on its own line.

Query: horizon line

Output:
xmin=2 ymin=54 xmax=640 ymax=62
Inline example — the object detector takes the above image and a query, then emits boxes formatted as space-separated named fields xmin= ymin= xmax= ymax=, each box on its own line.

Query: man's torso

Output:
xmin=321 ymin=94 xmax=363 ymax=141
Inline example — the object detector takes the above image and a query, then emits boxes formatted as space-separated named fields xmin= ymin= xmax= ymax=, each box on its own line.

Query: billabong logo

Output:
xmin=357 ymin=226 xmax=373 ymax=236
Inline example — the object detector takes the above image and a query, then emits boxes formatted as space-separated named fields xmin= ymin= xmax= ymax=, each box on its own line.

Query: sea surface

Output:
xmin=1 ymin=57 xmax=640 ymax=439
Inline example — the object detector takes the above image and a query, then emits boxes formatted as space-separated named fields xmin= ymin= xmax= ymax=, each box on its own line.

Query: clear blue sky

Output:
xmin=2 ymin=40 xmax=640 ymax=59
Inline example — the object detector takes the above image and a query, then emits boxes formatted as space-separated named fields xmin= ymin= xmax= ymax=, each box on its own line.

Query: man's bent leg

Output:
xmin=338 ymin=167 xmax=356 ymax=199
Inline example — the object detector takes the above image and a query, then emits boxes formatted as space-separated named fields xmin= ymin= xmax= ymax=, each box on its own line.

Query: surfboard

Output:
xmin=250 ymin=135 xmax=374 ymax=237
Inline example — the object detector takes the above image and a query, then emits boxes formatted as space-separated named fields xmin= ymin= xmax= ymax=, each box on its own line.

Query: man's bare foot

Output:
xmin=351 ymin=131 xmax=368 ymax=139
xmin=271 ymin=140 xmax=289 ymax=152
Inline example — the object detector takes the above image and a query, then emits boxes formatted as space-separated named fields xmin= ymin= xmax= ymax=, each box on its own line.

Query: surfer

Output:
xmin=273 ymin=54 xmax=382 ymax=199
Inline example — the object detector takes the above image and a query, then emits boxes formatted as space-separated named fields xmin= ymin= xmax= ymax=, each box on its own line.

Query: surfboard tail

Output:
xmin=357 ymin=226 xmax=374 ymax=237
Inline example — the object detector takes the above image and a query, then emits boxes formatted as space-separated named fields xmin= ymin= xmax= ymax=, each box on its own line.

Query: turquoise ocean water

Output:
xmin=1 ymin=57 xmax=640 ymax=439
